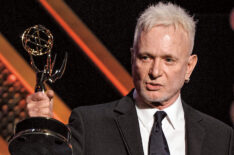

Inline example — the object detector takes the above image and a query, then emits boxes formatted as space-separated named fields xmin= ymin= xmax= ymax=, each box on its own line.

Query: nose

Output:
xmin=149 ymin=59 xmax=162 ymax=79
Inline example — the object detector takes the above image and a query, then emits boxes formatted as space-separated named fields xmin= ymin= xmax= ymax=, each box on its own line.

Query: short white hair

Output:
xmin=133 ymin=2 xmax=197 ymax=54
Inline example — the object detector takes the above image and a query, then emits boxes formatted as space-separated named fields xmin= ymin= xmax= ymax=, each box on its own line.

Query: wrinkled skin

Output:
xmin=132 ymin=25 xmax=197 ymax=109
xmin=26 ymin=90 xmax=54 ymax=117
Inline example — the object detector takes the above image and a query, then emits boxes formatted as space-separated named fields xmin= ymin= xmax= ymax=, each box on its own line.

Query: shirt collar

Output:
xmin=134 ymin=89 xmax=184 ymax=130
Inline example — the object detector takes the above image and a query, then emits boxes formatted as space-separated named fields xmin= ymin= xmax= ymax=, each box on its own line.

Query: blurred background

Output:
xmin=0 ymin=0 xmax=233 ymax=154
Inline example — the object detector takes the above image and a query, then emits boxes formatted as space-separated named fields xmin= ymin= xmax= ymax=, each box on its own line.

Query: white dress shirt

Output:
xmin=134 ymin=91 xmax=186 ymax=155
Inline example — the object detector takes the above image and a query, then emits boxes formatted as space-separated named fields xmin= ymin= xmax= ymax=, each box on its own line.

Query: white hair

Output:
xmin=133 ymin=2 xmax=197 ymax=54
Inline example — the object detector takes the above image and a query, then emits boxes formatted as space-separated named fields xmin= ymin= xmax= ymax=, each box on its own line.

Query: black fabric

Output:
xmin=148 ymin=111 xmax=170 ymax=155
xmin=68 ymin=92 xmax=234 ymax=155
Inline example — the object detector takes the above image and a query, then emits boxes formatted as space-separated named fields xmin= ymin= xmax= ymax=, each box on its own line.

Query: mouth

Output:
xmin=145 ymin=82 xmax=162 ymax=91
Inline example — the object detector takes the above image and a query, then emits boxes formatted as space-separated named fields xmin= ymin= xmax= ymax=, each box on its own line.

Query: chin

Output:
xmin=141 ymin=91 xmax=167 ymax=103
xmin=146 ymin=96 xmax=168 ymax=103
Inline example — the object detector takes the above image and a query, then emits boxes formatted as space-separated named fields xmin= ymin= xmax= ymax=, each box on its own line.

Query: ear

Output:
xmin=185 ymin=54 xmax=198 ymax=80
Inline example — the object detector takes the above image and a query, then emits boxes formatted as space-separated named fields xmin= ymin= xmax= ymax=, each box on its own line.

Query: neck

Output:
xmin=134 ymin=90 xmax=180 ymax=110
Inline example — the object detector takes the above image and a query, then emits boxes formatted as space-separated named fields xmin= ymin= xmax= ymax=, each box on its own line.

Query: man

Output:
xmin=27 ymin=2 xmax=234 ymax=155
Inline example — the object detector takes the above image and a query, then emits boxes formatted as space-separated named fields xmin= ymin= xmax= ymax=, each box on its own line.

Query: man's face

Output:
xmin=132 ymin=25 xmax=197 ymax=108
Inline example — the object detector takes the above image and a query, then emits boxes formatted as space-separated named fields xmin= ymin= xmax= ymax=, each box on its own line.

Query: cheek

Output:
xmin=167 ymin=65 xmax=187 ymax=84
xmin=132 ymin=62 xmax=149 ymax=82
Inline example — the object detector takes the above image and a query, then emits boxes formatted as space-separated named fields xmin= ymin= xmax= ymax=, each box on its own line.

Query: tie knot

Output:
xmin=154 ymin=111 xmax=167 ymax=124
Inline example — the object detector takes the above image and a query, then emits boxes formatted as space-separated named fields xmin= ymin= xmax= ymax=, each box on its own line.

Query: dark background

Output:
xmin=0 ymin=0 xmax=233 ymax=125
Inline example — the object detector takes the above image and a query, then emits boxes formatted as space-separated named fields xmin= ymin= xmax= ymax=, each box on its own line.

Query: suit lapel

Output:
xmin=114 ymin=94 xmax=144 ymax=155
xmin=113 ymin=96 xmax=206 ymax=155
xmin=183 ymin=102 xmax=205 ymax=155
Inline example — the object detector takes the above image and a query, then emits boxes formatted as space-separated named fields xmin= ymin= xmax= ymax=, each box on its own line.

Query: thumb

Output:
xmin=46 ymin=90 xmax=54 ymax=117
xmin=46 ymin=90 xmax=54 ymax=100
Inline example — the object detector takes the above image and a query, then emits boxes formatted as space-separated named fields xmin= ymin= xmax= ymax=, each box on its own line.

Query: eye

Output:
xmin=138 ymin=54 xmax=151 ymax=62
xmin=164 ymin=56 xmax=176 ymax=64
xmin=137 ymin=53 xmax=152 ymax=62
xmin=141 ymin=55 xmax=149 ymax=60
xmin=165 ymin=57 xmax=173 ymax=62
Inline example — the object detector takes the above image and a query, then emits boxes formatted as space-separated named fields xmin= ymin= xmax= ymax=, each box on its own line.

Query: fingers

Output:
xmin=26 ymin=90 xmax=54 ymax=118
xmin=28 ymin=107 xmax=52 ymax=117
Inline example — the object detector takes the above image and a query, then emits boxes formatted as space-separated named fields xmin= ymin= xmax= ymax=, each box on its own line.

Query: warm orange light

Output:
xmin=0 ymin=53 xmax=34 ymax=94
xmin=39 ymin=0 xmax=130 ymax=96
xmin=7 ymin=74 xmax=17 ymax=83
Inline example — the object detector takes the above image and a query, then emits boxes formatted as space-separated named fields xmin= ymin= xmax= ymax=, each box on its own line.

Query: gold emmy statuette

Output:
xmin=8 ymin=25 xmax=72 ymax=155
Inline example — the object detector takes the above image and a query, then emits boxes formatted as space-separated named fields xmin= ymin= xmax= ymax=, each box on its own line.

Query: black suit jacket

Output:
xmin=68 ymin=94 xmax=234 ymax=155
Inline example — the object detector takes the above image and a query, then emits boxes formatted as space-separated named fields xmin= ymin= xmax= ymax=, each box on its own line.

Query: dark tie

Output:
xmin=148 ymin=111 xmax=170 ymax=155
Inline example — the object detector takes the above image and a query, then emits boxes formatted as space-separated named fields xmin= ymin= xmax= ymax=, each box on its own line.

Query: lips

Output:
xmin=146 ymin=82 xmax=162 ymax=91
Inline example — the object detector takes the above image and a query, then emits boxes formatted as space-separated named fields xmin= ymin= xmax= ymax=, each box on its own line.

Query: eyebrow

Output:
xmin=137 ymin=51 xmax=178 ymax=59
xmin=162 ymin=54 xmax=176 ymax=58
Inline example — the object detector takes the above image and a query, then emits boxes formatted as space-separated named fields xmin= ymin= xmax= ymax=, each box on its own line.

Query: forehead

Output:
xmin=138 ymin=25 xmax=190 ymax=55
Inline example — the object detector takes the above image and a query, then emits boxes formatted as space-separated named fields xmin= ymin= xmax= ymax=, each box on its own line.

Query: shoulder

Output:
xmin=68 ymin=99 xmax=121 ymax=132
xmin=199 ymin=110 xmax=232 ymax=132
xmin=183 ymin=102 xmax=233 ymax=132
xmin=183 ymin=102 xmax=234 ymax=154
xmin=72 ymin=92 xmax=135 ymax=114
xmin=70 ymin=94 xmax=133 ymax=119
xmin=72 ymin=99 xmax=120 ymax=115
